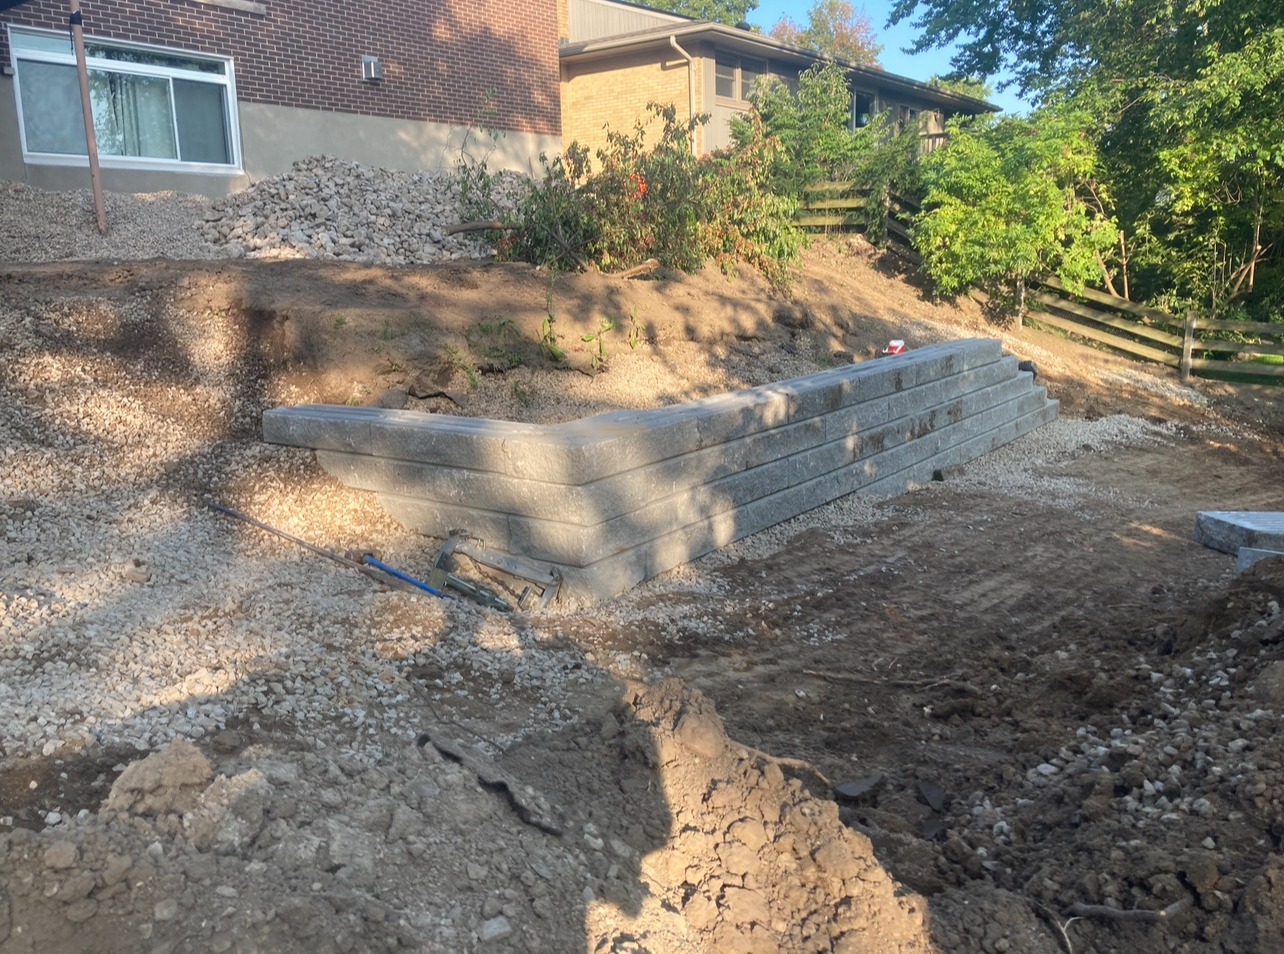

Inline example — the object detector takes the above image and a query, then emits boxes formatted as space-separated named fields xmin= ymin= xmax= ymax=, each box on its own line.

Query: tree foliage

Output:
xmin=769 ymin=1 xmax=882 ymax=67
xmin=912 ymin=106 xmax=1118 ymax=319
xmin=889 ymin=0 xmax=1284 ymax=319
xmin=928 ymin=75 xmax=991 ymax=101
xmin=733 ymin=62 xmax=922 ymax=241
xmin=736 ymin=64 xmax=862 ymax=196
xmin=645 ymin=0 xmax=758 ymax=26
xmin=1142 ymin=27 xmax=1284 ymax=315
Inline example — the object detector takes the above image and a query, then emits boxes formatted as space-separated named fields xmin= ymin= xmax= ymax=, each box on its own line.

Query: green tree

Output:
xmin=928 ymin=75 xmax=992 ymax=101
xmin=889 ymin=0 xmax=1284 ymax=319
xmin=1141 ymin=28 xmax=1284 ymax=315
xmin=769 ymin=1 xmax=882 ymax=66
xmin=645 ymin=0 xmax=758 ymax=25
xmin=736 ymin=63 xmax=861 ymax=196
xmin=912 ymin=105 xmax=1118 ymax=321
xmin=735 ymin=62 xmax=923 ymax=241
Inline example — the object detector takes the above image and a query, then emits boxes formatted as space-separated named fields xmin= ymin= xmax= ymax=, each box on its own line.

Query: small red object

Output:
xmin=882 ymin=339 xmax=906 ymax=355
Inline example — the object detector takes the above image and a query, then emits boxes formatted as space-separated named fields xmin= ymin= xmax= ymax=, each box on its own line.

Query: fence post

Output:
xmin=1180 ymin=309 xmax=1196 ymax=382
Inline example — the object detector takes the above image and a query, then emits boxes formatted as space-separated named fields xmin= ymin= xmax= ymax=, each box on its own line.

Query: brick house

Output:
xmin=0 ymin=0 xmax=562 ymax=196
xmin=557 ymin=0 xmax=995 ymax=158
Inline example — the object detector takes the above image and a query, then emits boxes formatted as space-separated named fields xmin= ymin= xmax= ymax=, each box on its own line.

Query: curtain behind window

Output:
xmin=91 ymin=71 xmax=177 ymax=159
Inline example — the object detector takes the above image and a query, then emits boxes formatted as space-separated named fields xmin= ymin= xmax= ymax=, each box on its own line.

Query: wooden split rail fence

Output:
xmin=796 ymin=182 xmax=917 ymax=252
xmin=795 ymin=181 xmax=1282 ymax=383
xmin=1028 ymin=277 xmax=1284 ymax=382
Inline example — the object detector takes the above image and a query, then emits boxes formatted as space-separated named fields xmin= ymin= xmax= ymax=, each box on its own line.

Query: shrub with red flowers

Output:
xmin=494 ymin=103 xmax=801 ymax=284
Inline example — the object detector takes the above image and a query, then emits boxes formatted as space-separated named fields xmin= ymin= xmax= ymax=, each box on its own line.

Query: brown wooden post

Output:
xmin=1180 ymin=309 xmax=1196 ymax=382
xmin=69 ymin=0 xmax=107 ymax=235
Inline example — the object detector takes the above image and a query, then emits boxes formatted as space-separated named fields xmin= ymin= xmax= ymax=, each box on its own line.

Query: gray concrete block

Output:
xmin=911 ymin=338 xmax=1003 ymax=387
xmin=318 ymin=451 xmax=589 ymax=524
xmin=1195 ymin=512 xmax=1284 ymax=556
xmin=376 ymin=493 xmax=514 ymax=552
xmin=367 ymin=417 xmax=519 ymax=475
xmin=564 ymin=402 xmax=1061 ymax=601
xmin=556 ymin=546 xmax=651 ymax=604
xmin=511 ymin=414 xmax=701 ymax=483
xmin=263 ymin=405 xmax=374 ymax=455
xmin=691 ymin=387 xmax=794 ymax=448
xmin=1237 ymin=547 xmax=1284 ymax=573
xmin=644 ymin=508 xmax=742 ymax=583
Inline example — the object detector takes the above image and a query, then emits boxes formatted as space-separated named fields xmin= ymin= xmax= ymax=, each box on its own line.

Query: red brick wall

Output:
xmin=1 ymin=0 xmax=560 ymax=136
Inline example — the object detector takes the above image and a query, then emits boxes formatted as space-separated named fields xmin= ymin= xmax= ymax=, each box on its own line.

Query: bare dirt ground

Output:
xmin=3 ymin=232 xmax=1284 ymax=954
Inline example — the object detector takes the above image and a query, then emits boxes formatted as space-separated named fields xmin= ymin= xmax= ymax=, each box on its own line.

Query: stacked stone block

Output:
xmin=263 ymin=338 xmax=1058 ymax=601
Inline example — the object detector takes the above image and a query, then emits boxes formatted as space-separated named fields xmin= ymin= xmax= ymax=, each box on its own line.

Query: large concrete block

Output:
xmin=1238 ymin=547 xmax=1284 ymax=573
xmin=1195 ymin=512 xmax=1284 ymax=556
xmin=263 ymin=405 xmax=374 ymax=455
xmin=318 ymin=451 xmax=588 ymax=523
xmin=376 ymin=493 xmax=514 ymax=552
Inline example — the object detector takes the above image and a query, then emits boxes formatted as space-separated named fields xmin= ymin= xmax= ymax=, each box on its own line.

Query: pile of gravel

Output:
xmin=201 ymin=156 xmax=528 ymax=264
xmin=1 ymin=155 xmax=529 ymax=266
xmin=918 ymin=566 xmax=1284 ymax=934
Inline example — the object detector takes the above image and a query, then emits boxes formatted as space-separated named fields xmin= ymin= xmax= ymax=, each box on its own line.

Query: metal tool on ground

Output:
xmin=431 ymin=532 xmax=562 ymax=610
xmin=207 ymin=501 xmax=445 ymax=599
xmin=344 ymin=547 xmax=510 ymax=611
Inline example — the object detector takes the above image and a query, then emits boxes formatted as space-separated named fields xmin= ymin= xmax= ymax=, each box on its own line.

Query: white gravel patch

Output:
xmin=0 ymin=180 xmax=218 ymax=262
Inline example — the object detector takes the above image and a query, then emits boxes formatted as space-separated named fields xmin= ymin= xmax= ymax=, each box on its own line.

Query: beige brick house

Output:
xmin=557 ymin=0 xmax=995 ymax=158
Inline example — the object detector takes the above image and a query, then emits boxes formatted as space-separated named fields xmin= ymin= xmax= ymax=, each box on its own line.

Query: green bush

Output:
xmin=732 ymin=61 xmax=926 ymax=241
xmin=736 ymin=63 xmax=864 ymax=197
xmin=495 ymin=103 xmax=801 ymax=285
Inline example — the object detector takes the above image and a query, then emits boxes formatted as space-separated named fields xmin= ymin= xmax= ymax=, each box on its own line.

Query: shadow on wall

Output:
xmin=264 ymin=339 xmax=1054 ymax=602
xmin=235 ymin=0 xmax=564 ymax=180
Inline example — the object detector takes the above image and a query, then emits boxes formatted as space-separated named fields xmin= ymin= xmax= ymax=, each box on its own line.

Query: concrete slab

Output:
xmin=1194 ymin=511 xmax=1284 ymax=555
xmin=1237 ymin=547 xmax=1284 ymax=573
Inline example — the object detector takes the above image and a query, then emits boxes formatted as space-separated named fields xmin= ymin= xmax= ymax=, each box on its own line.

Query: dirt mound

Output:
xmin=0 ymin=682 xmax=950 ymax=954
xmin=504 ymin=680 xmax=949 ymax=952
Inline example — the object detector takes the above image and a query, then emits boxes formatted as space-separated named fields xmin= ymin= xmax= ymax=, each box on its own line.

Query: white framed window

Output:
xmin=714 ymin=55 xmax=768 ymax=103
xmin=8 ymin=26 xmax=241 ymax=172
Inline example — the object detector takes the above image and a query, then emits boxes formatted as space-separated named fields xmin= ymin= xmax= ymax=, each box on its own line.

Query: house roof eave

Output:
xmin=559 ymin=22 xmax=998 ymax=114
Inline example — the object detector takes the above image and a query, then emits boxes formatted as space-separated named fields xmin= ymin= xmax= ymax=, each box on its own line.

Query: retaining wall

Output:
xmin=263 ymin=338 xmax=1058 ymax=602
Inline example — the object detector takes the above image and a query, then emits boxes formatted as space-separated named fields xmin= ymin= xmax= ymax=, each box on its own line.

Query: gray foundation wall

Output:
xmin=0 ymin=84 xmax=557 ymax=197
xmin=263 ymin=338 xmax=1059 ymax=604
xmin=237 ymin=102 xmax=556 ymax=182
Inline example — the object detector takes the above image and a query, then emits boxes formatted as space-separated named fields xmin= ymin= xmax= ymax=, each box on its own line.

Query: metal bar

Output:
xmin=207 ymin=501 xmax=406 ymax=591
xmin=361 ymin=556 xmax=445 ymax=598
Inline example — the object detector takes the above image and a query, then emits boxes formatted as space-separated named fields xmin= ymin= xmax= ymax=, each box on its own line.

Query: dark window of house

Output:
xmin=715 ymin=56 xmax=769 ymax=102
xmin=853 ymin=92 xmax=875 ymax=128
xmin=11 ymin=26 xmax=237 ymax=167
